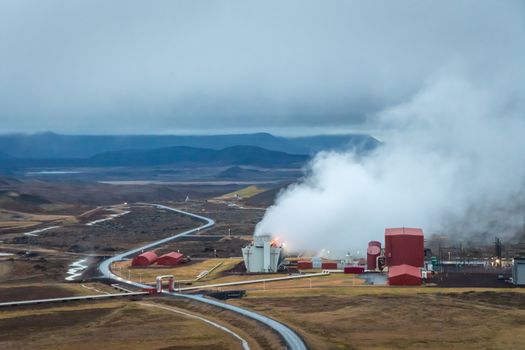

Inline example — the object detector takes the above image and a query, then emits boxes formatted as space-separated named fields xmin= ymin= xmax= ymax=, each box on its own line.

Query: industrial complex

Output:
xmin=121 ymin=223 xmax=525 ymax=294
xmin=246 ymin=227 xmax=427 ymax=286
xmin=3 ymin=199 xmax=525 ymax=350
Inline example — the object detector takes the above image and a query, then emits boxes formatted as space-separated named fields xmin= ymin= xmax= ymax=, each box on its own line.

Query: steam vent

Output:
xmin=242 ymin=235 xmax=283 ymax=273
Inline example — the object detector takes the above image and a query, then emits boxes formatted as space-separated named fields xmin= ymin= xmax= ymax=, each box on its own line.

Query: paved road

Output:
xmin=98 ymin=203 xmax=215 ymax=279
xmin=98 ymin=203 xmax=308 ymax=350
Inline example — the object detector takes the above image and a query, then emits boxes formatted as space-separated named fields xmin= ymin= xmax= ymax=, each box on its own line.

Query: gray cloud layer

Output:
xmin=0 ymin=1 xmax=524 ymax=134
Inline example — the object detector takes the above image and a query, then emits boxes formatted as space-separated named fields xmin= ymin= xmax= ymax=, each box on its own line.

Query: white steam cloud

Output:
xmin=255 ymin=72 xmax=525 ymax=255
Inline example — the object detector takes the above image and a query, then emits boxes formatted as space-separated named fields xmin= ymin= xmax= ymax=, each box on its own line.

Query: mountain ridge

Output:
xmin=0 ymin=145 xmax=308 ymax=169
xmin=0 ymin=132 xmax=380 ymax=158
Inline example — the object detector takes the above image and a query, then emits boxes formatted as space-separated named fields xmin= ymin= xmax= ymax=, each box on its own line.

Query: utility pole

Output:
xmin=459 ymin=243 xmax=463 ymax=265
xmin=495 ymin=236 xmax=502 ymax=267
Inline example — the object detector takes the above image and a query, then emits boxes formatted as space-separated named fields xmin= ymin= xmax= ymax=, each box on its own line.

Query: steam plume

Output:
xmin=255 ymin=74 xmax=525 ymax=255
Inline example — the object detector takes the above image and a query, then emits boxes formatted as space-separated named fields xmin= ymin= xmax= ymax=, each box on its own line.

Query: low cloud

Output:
xmin=0 ymin=1 xmax=523 ymax=133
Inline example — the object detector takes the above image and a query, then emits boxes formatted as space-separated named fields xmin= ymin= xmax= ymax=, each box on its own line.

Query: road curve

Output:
xmin=98 ymin=203 xmax=308 ymax=350
xmin=180 ymin=293 xmax=307 ymax=350
xmin=98 ymin=203 xmax=215 ymax=278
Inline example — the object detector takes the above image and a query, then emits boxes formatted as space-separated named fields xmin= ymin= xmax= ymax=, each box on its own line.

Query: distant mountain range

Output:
xmin=0 ymin=145 xmax=308 ymax=170
xmin=88 ymin=145 xmax=307 ymax=168
xmin=0 ymin=132 xmax=379 ymax=158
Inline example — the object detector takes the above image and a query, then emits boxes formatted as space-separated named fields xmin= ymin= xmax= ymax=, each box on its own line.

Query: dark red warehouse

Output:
xmin=157 ymin=252 xmax=184 ymax=266
xmin=297 ymin=260 xmax=313 ymax=270
xmin=344 ymin=266 xmax=365 ymax=274
xmin=388 ymin=264 xmax=422 ymax=286
xmin=385 ymin=227 xmax=424 ymax=268
xmin=131 ymin=251 xmax=158 ymax=266
xmin=321 ymin=261 xmax=338 ymax=269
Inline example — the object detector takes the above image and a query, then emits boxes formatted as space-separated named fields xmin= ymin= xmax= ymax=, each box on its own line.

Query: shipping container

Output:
xmin=321 ymin=261 xmax=338 ymax=269
xmin=344 ymin=266 xmax=365 ymax=274
xmin=385 ymin=228 xmax=424 ymax=267
xmin=297 ymin=260 xmax=313 ymax=270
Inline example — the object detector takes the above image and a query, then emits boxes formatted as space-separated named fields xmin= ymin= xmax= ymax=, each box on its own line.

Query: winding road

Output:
xmin=98 ymin=203 xmax=308 ymax=350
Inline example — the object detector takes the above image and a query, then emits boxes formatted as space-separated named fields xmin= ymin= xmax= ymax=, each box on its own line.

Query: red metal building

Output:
xmin=385 ymin=227 xmax=424 ymax=267
xmin=344 ymin=266 xmax=365 ymax=274
xmin=388 ymin=264 xmax=422 ymax=286
xmin=367 ymin=241 xmax=382 ymax=270
xmin=157 ymin=252 xmax=184 ymax=266
xmin=321 ymin=261 xmax=338 ymax=269
xmin=297 ymin=260 xmax=313 ymax=270
xmin=131 ymin=251 xmax=158 ymax=266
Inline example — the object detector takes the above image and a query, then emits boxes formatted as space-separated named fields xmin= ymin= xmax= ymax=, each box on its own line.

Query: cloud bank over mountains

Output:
xmin=1 ymin=1 xmax=523 ymax=134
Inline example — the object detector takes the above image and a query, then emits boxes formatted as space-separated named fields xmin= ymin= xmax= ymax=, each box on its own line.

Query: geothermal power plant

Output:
xmin=124 ymin=223 xmax=525 ymax=292
xmin=237 ymin=224 xmax=525 ymax=288
xmin=238 ymin=227 xmax=426 ymax=285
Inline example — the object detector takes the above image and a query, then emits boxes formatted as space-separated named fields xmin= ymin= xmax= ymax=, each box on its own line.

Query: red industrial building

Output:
xmin=297 ymin=260 xmax=313 ymax=270
xmin=157 ymin=252 xmax=184 ymax=266
xmin=131 ymin=251 xmax=158 ymax=266
xmin=385 ymin=227 xmax=424 ymax=268
xmin=367 ymin=240 xmax=382 ymax=270
xmin=321 ymin=261 xmax=338 ymax=269
xmin=344 ymin=266 xmax=365 ymax=274
xmin=388 ymin=264 xmax=422 ymax=285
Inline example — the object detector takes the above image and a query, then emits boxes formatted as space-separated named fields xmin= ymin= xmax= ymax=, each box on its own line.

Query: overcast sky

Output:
xmin=0 ymin=1 xmax=524 ymax=135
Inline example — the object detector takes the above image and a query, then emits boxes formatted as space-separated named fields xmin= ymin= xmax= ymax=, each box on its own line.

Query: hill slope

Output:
xmin=244 ymin=183 xmax=292 ymax=207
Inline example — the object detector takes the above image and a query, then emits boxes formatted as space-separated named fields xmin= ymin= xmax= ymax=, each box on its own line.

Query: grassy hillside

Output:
xmin=244 ymin=183 xmax=291 ymax=207
xmin=214 ymin=185 xmax=267 ymax=200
